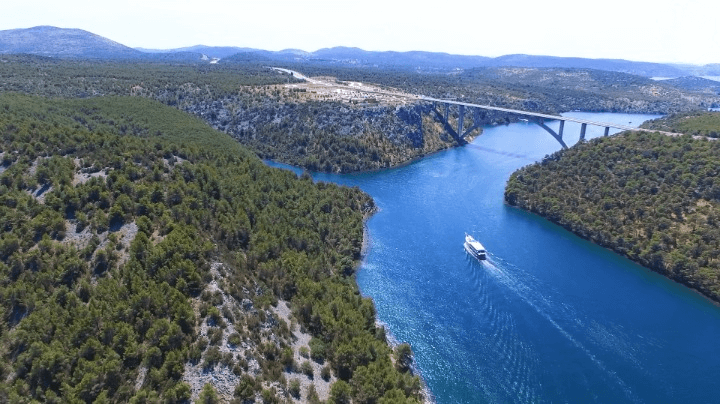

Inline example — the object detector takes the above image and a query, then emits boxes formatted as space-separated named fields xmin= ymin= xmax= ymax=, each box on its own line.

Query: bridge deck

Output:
xmin=272 ymin=67 xmax=681 ymax=136
xmin=420 ymin=96 xmax=639 ymax=131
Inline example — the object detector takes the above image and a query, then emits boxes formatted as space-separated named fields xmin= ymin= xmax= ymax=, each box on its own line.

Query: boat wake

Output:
xmin=463 ymin=254 xmax=542 ymax=402
xmin=468 ymin=255 xmax=642 ymax=403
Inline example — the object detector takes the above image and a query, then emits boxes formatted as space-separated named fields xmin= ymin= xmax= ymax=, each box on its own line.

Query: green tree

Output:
xmin=394 ymin=343 xmax=413 ymax=373
xmin=198 ymin=383 xmax=220 ymax=404
xmin=330 ymin=380 xmax=352 ymax=404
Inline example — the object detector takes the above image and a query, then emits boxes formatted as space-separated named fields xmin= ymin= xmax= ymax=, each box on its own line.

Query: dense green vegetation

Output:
xmin=0 ymin=55 xmax=289 ymax=97
xmin=505 ymin=131 xmax=720 ymax=301
xmin=212 ymin=100 xmax=458 ymax=173
xmin=0 ymin=93 xmax=421 ymax=402
xmin=3 ymin=55 xmax=717 ymax=175
xmin=0 ymin=55 xmax=457 ymax=173
xmin=641 ymin=111 xmax=720 ymax=138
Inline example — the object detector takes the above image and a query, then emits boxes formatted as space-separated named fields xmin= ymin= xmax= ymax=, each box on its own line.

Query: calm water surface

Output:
xmin=271 ymin=113 xmax=720 ymax=403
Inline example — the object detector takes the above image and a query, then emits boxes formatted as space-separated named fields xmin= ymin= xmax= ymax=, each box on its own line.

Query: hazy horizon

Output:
xmin=3 ymin=0 xmax=719 ymax=65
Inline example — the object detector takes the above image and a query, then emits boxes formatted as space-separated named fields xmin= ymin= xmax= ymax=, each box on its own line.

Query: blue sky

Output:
xmin=3 ymin=0 xmax=718 ymax=65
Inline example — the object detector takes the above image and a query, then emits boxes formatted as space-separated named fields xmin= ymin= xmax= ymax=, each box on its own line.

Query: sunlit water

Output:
xmin=268 ymin=112 xmax=720 ymax=403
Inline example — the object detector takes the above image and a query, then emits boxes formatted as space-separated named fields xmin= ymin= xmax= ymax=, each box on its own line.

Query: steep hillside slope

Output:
xmin=0 ymin=56 xmax=462 ymax=172
xmin=505 ymin=131 xmax=720 ymax=302
xmin=4 ymin=55 xmax=717 ymax=175
xmin=641 ymin=111 xmax=720 ymax=137
xmin=0 ymin=94 xmax=423 ymax=403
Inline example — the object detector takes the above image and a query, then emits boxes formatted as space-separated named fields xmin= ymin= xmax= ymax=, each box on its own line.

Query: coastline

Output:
xmin=359 ymin=205 xmax=378 ymax=261
xmin=373 ymin=316 xmax=436 ymax=404
xmin=359 ymin=206 xmax=436 ymax=404
xmin=265 ymin=126 xmax=486 ymax=176
xmin=503 ymin=189 xmax=720 ymax=307
xmin=503 ymin=201 xmax=720 ymax=307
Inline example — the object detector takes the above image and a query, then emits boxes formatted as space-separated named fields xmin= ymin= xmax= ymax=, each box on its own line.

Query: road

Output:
xmin=271 ymin=67 xmax=687 ymax=137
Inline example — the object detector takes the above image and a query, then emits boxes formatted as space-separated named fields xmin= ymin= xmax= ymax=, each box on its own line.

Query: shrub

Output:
xmin=234 ymin=375 xmax=257 ymax=400
xmin=207 ymin=327 xmax=223 ymax=346
xmin=321 ymin=365 xmax=332 ymax=381
xmin=309 ymin=337 xmax=326 ymax=362
xmin=329 ymin=380 xmax=351 ymax=404
xmin=288 ymin=379 xmax=301 ymax=399
xmin=202 ymin=347 xmax=221 ymax=370
xmin=198 ymin=383 xmax=221 ymax=404
xmin=227 ymin=332 xmax=242 ymax=346
xmin=281 ymin=346 xmax=295 ymax=370
xmin=307 ymin=384 xmax=321 ymax=404
xmin=301 ymin=360 xmax=314 ymax=378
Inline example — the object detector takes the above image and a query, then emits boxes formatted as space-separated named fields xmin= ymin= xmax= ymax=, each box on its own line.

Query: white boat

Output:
xmin=464 ymin=233 xmax=487 ymax=260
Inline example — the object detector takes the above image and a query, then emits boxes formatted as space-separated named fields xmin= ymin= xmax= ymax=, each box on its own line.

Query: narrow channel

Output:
xmin=271 ymin=112 xmax=720 ymax=403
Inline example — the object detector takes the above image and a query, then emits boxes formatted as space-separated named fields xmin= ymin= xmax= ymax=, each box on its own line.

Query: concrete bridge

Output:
xmin=422 ymin=96 xmax=643 ymax=149
xmin=271 ymin=67 xmax=678 ymax=148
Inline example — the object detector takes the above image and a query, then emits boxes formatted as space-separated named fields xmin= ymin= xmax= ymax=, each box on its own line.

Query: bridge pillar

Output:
xmin=558 ymin=120 xmax=565 ymax=138
xmin=531 ymin=118 xmax=569 ymax=149
xmin=579 ymin=123 xmax=587 ymax=141
xmin=458 ymin=105 xmax=465 ymax=138
xmin=432 ymin=103 xmax=464 ymax=144
xmin=458 ymin=108 xmax=484 ymax=138
xmin=604 ymin=126 xmax=610 ymax=137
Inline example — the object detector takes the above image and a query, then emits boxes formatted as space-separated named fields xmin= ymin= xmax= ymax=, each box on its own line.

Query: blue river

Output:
xmin=270 ymin=112 xmax=720 ymax=403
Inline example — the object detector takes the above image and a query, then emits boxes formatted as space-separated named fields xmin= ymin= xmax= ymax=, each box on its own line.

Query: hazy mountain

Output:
xmin=0 ymin=26 xmax=142 ymax=59
xmin=305 ymin=49 xmax=693 ymax=77
xmin=704 ymin=64 xmax=720 ymax=75
xmin=136 ymin=45 xmax=260 ymax=59
xmin=222 ymin=51 xmax=275 ymax=63
xmin=221 ymin=46 xmax=695 ymax=77
xmin=276 ymin=48 xmax=312 ymax=56
xmin=664 ymin=76 xmax=720 ymax=93
xmin=3 ymin=26 xmax=715 ymax=78
xmin=303 ymin=46 xmax=492 ymax=70
xmin=486 ymin=54 xmax=689 ymax=78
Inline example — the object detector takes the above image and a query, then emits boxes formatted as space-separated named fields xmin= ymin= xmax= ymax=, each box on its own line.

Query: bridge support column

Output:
xmin=531 ymin=118 xmax=568 ymax=149
xmin=604 ymin=126 xmax=610 ymax=137
xmin=458 ymin=105 xmax=465 ymax=138
xmin=431 ymin=102 xmax=464 ymax=144
xmin=558 ymin=120 xmax=565 ymax=138
xmin=458 ymin=108 xmax=484 ymax=138
xmin=580 ymin=123 xmax=587 ymax=141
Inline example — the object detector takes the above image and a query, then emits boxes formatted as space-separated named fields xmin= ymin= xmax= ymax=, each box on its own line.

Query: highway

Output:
xmin=271 ymin=67 xmax=684 ymax=136
xmin=419 ymin=96 xmax=641 ymax=131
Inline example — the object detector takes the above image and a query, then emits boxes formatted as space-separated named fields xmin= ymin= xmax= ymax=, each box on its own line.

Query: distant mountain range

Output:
xmin=0 ymin=26 xmax=141 ymax=59
xmin=0 ymin=26 xmax=201 ymax=61
xmin=663 ymin=76 xmax=720 ymax=93
xmin=2 ymin=26 xmax=719 ymax=79
xmin=486 ymin=54 xmax=688 ymax=78
xmin=136 ymin=45 xmax=261 ymax=58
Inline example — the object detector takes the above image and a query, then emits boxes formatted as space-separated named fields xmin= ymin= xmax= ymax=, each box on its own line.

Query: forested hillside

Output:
xmin=3 ymin=55 xmax=718 ymax=174
xmin=0 ymin=93 xmax=422 ymax=403
xmin=0 ymin=55 xmax=461 ymax=173
xmin=505 ymin=131 xmax=720 ymax=301
xmin=641 ymin=111 xmax=720 ymax=138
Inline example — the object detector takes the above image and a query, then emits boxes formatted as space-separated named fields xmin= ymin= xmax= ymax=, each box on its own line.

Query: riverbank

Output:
xmin=337 ymin=110 xmax=720 ymax=403
xmin=360 ymin=205 xmax=436 ymax=404
xmin=272 ymin=110 xmax=720 ymax=402
xmin=505 ymin=130 xmax=720 ymax=304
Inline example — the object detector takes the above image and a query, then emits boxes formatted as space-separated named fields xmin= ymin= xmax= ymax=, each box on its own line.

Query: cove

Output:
xmin=269 ymin=112 xmax=720 ymax=403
